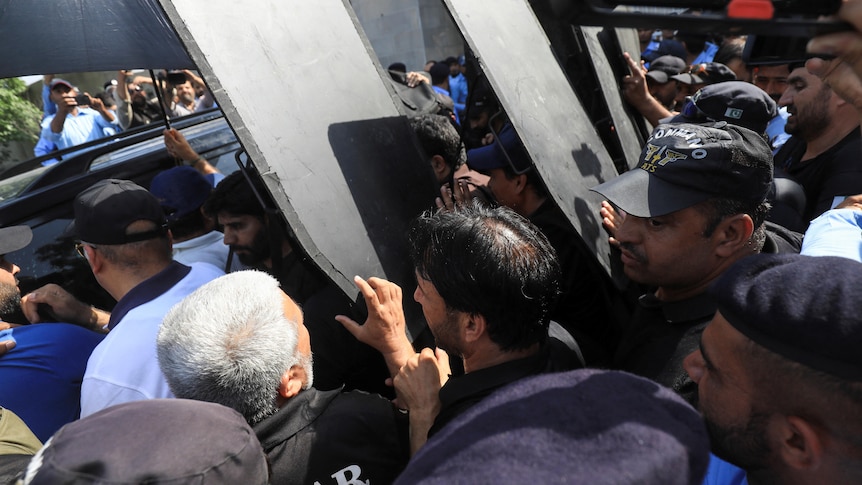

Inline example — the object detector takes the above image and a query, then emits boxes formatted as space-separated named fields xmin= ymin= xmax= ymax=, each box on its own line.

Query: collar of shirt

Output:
xmin=107 ymin=261 xmax=191 ymax=330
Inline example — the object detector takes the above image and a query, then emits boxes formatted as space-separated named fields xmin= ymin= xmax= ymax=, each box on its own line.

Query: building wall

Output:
xmin=350 ymin=0 xmax=464 ymax=73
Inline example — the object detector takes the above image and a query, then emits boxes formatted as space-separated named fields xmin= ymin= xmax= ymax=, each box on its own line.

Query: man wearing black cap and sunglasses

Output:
xmin=593 ymin=121 xmax=797 ymax=406
xmin=23 ymin=179 xmax=222 ymax=418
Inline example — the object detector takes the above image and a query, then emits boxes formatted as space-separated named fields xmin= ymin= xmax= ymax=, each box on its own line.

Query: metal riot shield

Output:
xmin=158 ymin=0 xmax=438 ymax=336
xmin=443 ymin=0 xmax=623 ymax=277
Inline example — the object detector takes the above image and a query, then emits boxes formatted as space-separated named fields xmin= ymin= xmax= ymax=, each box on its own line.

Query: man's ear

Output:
xmin=713 ymin=213 xmax=754 ymax=257
xmin=463 ymin=313 xmax=487 ymax=344
xmin=430 ymin=155 xmax=449 ymax=178
xmin=776 ymin=415 xmax=824 ymax=472
xmin=85 ymin=245 xmax=104 ymax=274
xmin=512 ymin=173 xmax=528 ymax=195
xmin=277 ymin=365 xmax=307 ymax=400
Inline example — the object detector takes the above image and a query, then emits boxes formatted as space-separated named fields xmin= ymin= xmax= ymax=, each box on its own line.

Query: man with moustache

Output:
xmin=0 ymin=225 xmax=104 ymax=441
xmin=773 ymin=62 xmax=862 ymax=221
xmin=592 ymin=121 xmax=796 ymax=406
xmin=338 ymin=203 xmax=581 ymax=454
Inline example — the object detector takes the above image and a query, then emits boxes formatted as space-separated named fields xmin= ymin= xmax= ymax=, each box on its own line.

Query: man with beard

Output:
xmin=204 ymin=170 xmax=327 ymax=302
xmin=592 ymin=122 xmax=799 ymax=406
xmin=0 ymin=225 xmax=104 ymax=442
xmin=685 ymin=254 xmax=862 ymax=485
xmin=204 ymin=170 xmax=392 ymax=396
xmin=773 ymin=63 xmax=862 ymax=222
xmin=114 ymin=70 xmax=163 ymax=130
xmin=337 ymin=203 xmax=581 ymax=454
xmin=169 ymin=70 xmax=215 ymax=117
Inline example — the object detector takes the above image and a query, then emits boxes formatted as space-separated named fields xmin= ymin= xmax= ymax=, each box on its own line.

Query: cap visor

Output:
xmin=0 ymin=225 xmax=33 ymax=254
xmin=645 ymin=71 xmax=669 ymax=84
xmin=466 ymin=142 xmax=505 ymax=172
xmin=590 ymin=170 xmax=712 ymax=218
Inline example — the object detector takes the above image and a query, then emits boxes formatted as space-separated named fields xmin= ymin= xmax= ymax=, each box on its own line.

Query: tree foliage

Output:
xmin=0 ymin=78 xmax=41 ymax=146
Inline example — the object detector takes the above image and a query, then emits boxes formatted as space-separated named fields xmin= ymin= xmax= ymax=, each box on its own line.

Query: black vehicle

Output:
xmin=0 ymin=109 xmax=241 ymax=311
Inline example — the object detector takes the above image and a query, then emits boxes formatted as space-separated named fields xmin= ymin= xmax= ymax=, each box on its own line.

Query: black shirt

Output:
xmin=429 ymin=341 xmax=580 ymax=437
xmin=255 ymin=387 xmax=409 ymax=485
xmin=775 ymin=129 xmax=862 ymax=222
xmin=612 ymin=228 xmax=799 ymax=406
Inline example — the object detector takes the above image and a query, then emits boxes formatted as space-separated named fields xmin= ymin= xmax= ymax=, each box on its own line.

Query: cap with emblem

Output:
xmin=590 ymin=122 xmax=772 ymax=218
xmin=664 ymin=81 xmax=777 ymax=134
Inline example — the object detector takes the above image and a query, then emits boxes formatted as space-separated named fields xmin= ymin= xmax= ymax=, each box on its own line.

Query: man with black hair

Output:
xmin=466 ymin=123 xmax=619 ymax=365
xmin=593 ymin=122 xmax=798 ymax=406
xmin=338 ymin=203 xmax=581 ymax=454
xmin=408 ymin=114 xmax=465 ymax=189
xmin=114 ymin=70 xmax=162 ymax=130
xmin=204 ymin=170 xmax=326 ymax=302
xmin=429 ymin=62 xmax=461 ymax=124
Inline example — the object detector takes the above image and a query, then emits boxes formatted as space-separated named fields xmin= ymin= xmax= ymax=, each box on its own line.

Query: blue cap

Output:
xmin=466 ymin=124 xmax=532 ymax=174
xmin=150 ymin=166 xmax=213 ymax=221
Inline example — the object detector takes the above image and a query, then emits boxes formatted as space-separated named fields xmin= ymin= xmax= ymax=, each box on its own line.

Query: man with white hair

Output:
xmin=157 ymin=270 xmax=409 ymax=485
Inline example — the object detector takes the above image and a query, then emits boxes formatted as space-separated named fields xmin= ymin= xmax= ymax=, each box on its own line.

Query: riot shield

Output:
xmin=159 ymin=0 xmax=438 ymax=336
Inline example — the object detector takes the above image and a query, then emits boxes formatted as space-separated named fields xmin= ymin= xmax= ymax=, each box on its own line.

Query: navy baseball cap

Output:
xmin=665 ymin=81 xmax=777 ymax=134
xmin=591 ymin=122 xmax=773 ymax=218
xmin=71 ymin=179 xmax=167 ymax=245
xmin=150 ymin=166 xmax=213 ymax=222
xmin=466 ymin=123 xmax=532 ymax=174
xmin=646 ymin=55 xmax=687 ymax=84
xmin=21 ymin=399 xmax=269 ymax=485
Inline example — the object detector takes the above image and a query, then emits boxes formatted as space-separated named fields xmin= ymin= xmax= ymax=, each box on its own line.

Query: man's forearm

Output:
xmin=408 ymin=408 xmax=437 ymax=455
xmin=381 ymin=336 xmax=415 ymax=378
xmin=50 ymin=113 xmax=66 ymax=134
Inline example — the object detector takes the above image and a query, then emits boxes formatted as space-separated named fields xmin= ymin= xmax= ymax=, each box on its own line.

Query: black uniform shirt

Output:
xmin=429 ymin=340 xmax=579 ymax=437
xmin=255 ymin=387 xmax=409 ymax=485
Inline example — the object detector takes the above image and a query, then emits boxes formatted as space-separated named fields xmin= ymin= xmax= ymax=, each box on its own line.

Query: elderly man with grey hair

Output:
xmin=157 ymin=270 xmax=409 ymax=485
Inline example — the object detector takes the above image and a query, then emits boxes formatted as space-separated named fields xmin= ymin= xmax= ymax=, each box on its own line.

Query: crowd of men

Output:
xmin=3 ymin=5 xmax=862 ymax=484
xmin=33 ymin=69 xmax=215 ymax=162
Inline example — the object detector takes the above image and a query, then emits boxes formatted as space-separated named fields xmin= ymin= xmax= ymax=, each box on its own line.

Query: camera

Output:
xmin=166 ymin=70 xmax=187 ymax=85
xmin=74 ymin=93 xmax=91 ymax=106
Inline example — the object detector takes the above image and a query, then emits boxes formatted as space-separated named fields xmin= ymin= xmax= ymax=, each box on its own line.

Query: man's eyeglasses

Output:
xmin=75 ymin=242 xmax=97 ymax=260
